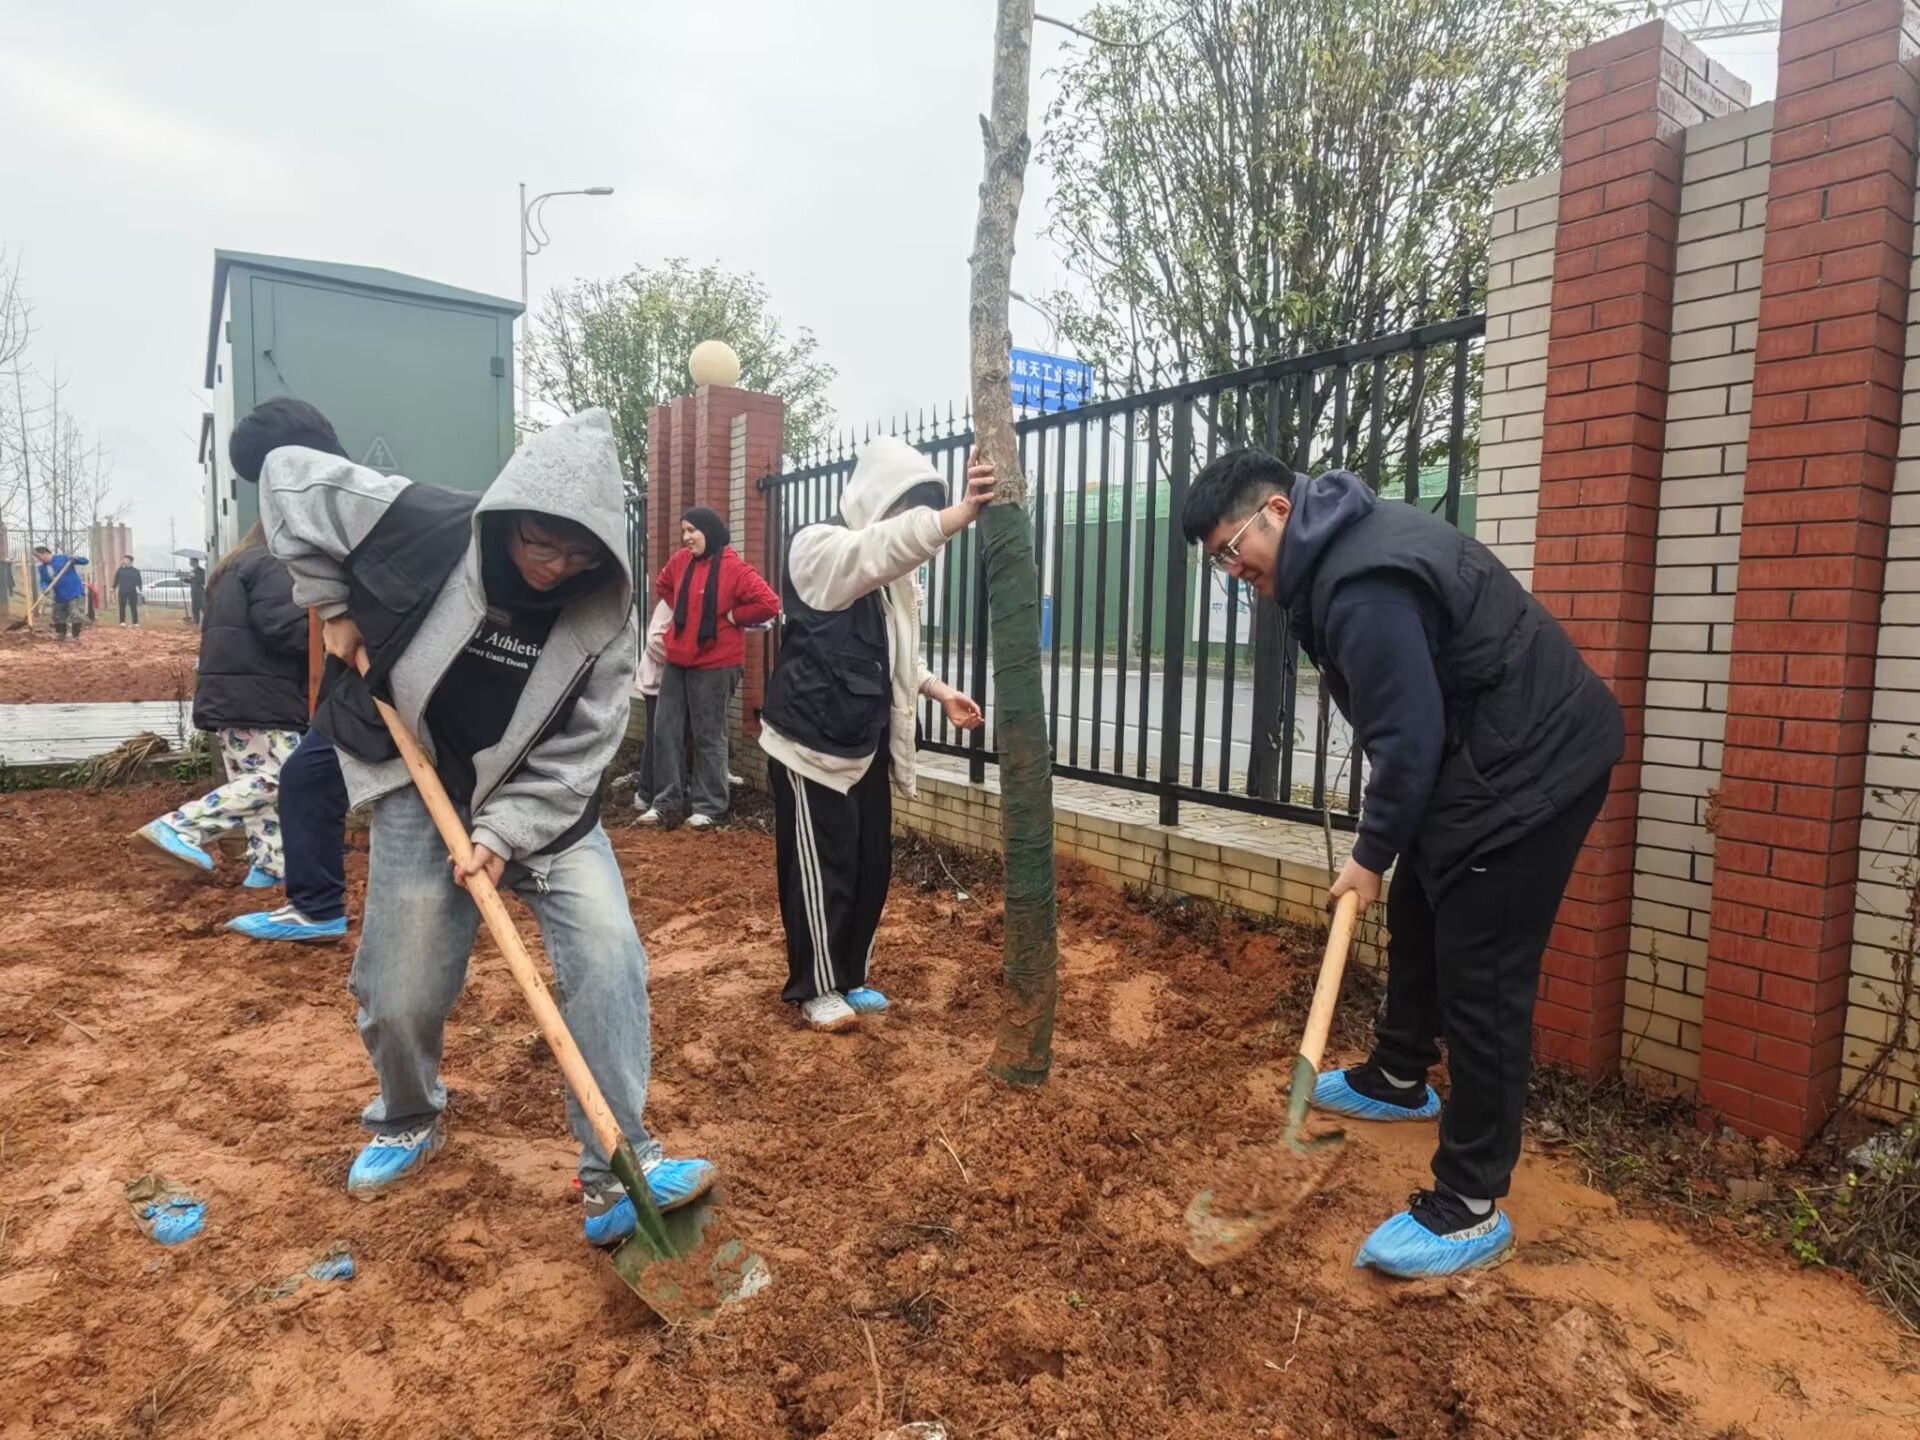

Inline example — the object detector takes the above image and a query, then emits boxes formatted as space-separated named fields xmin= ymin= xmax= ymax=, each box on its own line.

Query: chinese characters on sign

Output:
xmin=1010 ymin=348 xmax=1093 ymax=414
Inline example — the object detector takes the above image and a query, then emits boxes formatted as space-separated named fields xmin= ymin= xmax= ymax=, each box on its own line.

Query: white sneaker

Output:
xmin=687 ymin=814 xmax=717 ymax=831
xmin=801 ymin=993 xmax=858 ymax=1031
xmin=635 ymin=807 xmax=663 ymax=827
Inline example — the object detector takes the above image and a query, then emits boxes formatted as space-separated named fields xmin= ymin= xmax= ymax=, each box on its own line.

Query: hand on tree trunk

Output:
xmin=940 ymin=450 xmax=998 ymax=536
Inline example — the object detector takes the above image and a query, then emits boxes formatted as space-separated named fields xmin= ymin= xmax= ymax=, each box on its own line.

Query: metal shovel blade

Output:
xmin=602 ymin=1144 xmax=772 ymax=1325
xmin=1184 ymin=1055 xmax=1347 ymax=1267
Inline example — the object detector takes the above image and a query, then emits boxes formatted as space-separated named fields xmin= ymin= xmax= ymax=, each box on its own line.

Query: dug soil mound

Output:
xmin=1 ymin=784 xmax=1915 ymax=1438
xmin=0 ymin=621 xmax=200 ymax=704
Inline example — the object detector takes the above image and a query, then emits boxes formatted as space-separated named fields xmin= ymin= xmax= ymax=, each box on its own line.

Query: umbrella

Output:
xmin=172 ymin=547 xmax=207 ymax=562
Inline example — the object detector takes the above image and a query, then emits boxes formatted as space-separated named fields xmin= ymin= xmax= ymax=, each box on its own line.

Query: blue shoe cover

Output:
xmin=581 ymin=1158 xmax=717 ymax=1243
xmin=225 ymin=907 xmax=349 ymax=943
xmin=144 ymin=1198 xmax=207 ymax=1245
xmin=1311 ymin=1069 xmax=1441 ymax=1121
xmin=1354 ymin=1207 xmax=1513 ymax=1278
xmin=135 ymin=820 xmax=213 ymax=872
xmin=845 ymin=986 xmax=890 ymax=1014
xmin=347 ymin=1121 xmax=444 ymax=1198
xmin=305 ymin=1244 xmax=355 ymax=1282
xmin=126 ymin=1173 xmax=206 ymax=1245
xmin=243 ymin=866 xmax=281 ymax=889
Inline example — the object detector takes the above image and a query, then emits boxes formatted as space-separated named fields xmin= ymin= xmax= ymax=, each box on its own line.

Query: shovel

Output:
xmin=356 ymin=651 xmax=769 ymax=1323
xmin=6 ymin=559 xmax=74 ymax=631
xmin=1185 ymin=889 xmax=1360 ymax=1266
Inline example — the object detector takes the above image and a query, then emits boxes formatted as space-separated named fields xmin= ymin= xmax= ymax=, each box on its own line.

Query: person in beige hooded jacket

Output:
xmin=759 ymin=437 xmax=994 ymax=1030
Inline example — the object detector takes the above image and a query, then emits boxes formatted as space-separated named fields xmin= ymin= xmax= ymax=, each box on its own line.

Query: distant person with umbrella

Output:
xmin=114 ymin=558 xmax=143 ymax=625
xmin=187 ymin=557 xmax=207 ymax=627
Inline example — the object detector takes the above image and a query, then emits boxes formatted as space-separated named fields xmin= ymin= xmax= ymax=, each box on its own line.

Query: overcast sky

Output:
xmin=1 ymin=3 xmax=1778 ymax=556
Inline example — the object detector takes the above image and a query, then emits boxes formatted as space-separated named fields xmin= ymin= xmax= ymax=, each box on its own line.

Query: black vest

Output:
xmin=762 ymin=522 xmax=891 ymax=758
xmin=192 ymin=547 xmax=309 ymax=733
xmin=1292 ymin=499 xmax=1623 ymax=893
xmin=311 ymin=483 xmax=480 ymax=763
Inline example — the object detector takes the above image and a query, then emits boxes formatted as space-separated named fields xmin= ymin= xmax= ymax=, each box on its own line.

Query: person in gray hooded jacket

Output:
xmin=258 ymin=409 xmax=714 ymax=1247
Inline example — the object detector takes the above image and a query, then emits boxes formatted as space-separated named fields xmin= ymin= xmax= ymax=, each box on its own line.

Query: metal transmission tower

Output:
xmin=1649 ymin=1 xmax=1782 ymax=40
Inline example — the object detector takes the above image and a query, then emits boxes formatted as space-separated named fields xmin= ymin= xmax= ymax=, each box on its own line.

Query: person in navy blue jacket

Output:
xmin=31 ymin=544 xmax=89 ymax=641
xmin=1182 ymin=448 xmax=1622 ymax=1280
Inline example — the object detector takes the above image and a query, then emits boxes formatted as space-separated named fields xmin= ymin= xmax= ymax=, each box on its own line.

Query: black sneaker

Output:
xmin=1354 ymin=1186 xmax=1513 ymax=1277
xmin=1311 ymin=1060 xmax=1442 ymax=1120
xmin=1408 ymin=1185 xmax=1497 ymax=1237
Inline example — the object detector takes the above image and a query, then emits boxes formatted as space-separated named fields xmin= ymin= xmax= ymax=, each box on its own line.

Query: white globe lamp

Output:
xmin=689 ymin=340 xmax=742 ymax=389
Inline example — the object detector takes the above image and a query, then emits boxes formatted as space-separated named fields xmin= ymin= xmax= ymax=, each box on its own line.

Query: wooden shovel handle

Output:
xmin=25 ymin=559 xmax=75 ymax=619
xmin=1298 ymin=890 xmax=1362 ymax=1073
xmin=353 ymin=651 xmax=629 ymax=1163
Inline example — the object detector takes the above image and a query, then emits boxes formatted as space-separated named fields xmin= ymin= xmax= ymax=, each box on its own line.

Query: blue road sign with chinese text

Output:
xmin=1011 ymin=348 xmax=1093 ymax=413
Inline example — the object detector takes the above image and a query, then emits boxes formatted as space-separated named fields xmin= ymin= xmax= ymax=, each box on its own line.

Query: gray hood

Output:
xmin=842 ymin=435 xmax=946 ymax=530
xmin=472 ymin=408 xmax=632 ymax=642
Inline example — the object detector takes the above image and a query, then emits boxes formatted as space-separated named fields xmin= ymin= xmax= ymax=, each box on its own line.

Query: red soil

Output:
xmin=0 ymin=783 xmax=1914 ymax=1438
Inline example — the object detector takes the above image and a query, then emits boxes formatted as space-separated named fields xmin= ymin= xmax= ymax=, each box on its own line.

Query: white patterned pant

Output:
xmin=164 ymin=727 xmax=302 ymax=878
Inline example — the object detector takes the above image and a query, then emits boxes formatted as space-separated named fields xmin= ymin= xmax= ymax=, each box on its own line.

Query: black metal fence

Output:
xmin=757 ymin=315 xmax=1485 ymax=829
xmin=624 ymin=484 xmax=648 ymax=613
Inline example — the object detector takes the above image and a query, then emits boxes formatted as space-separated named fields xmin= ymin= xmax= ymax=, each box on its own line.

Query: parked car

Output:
xmin=145 ymin=576 xmax=193 ymax=608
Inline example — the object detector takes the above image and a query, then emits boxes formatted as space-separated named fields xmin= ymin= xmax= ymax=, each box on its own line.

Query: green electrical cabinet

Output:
xmin=202 ymin=250 xmax=520 ymax=556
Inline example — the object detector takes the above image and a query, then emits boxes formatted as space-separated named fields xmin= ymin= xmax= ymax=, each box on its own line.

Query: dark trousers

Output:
xmin=118 ymin=593 xmax=139 ymax=623
xmin=1372 ymin=778 xmax=1609 ymax=1200
xmin=653 ymin=663 xmax=737 ymax=820
xmin=634 ymin=693 xmax=659 ymax=805
xmin=281 ymin=728 xmax=350 ymax=922
xmin=770 ymin=753 xmax=891 ymax=1003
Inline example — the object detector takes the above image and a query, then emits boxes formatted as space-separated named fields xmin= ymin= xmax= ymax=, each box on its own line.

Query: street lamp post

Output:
xmin=518 ymin=181 xmax=614 ymax=428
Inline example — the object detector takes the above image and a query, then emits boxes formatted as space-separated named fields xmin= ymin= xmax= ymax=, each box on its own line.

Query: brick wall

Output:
xmin=1698 ymin=0 xmax=1920 ymax=1146
xmin=1625 ymin=103 xmax=1773 ymax=1089
xmin=1848 ymin=205 xmax=1920 ymax=1120
xmin=1480 ymin=172 xmax=1560 ymax=586
xmin=1530 ymin=20 xmax=1750 ymax=1080
xmin=1465 ymin=13 xmax=1920 ymax=1131
xmin=891 ymin=770 xmax=1390 ymax=971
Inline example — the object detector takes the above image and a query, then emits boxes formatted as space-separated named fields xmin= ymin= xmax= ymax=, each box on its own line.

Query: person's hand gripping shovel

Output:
xmin=1184 ymin=890 xmax=1360 ymax=1265
xmin=349 ymin=646 xmax=770 ymax=1322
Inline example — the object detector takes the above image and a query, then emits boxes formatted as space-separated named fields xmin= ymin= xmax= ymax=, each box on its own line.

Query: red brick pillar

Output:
xmin=646 ymin=401 xmax=674 ymax=592
xmin=671 ymin=395 xmax=697 ymax=560
xmin=1699 ymin=0 xmax=1920 ymax=1146
xmin=730 ymin=396 xmax=786 ymax=735
xmin=1532 ymin=21 xmax=1748 ymax=1078
xmin=641 ymin=384 xmax=786 ymax=728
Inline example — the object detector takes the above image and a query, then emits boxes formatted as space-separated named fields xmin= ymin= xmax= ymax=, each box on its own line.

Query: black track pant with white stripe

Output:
xmin=770 ymin=753 xmax=892 ymax=1003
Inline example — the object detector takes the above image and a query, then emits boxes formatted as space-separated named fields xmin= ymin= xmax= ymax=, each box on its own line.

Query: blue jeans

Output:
xmin=351 ymin=787 xmax=661 ymax=1185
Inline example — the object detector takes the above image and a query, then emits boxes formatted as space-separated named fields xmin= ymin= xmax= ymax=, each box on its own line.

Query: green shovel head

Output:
xmin=602 ymin=1142 xmax=771 ymax=1325
xmin=1183 ymin=1055 xmax=1348 ymax=1266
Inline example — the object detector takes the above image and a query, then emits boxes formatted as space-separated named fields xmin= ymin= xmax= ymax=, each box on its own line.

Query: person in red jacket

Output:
xmin=637 ymin=507 xmax=778 ymax=829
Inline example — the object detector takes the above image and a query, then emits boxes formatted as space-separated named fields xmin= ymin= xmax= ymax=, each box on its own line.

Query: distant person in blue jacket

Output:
xmin=31 ymin=544 xmax=89 ymax=641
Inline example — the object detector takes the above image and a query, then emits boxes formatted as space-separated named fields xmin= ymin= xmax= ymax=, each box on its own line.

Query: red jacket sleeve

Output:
xmin=728 ymin=554 xmax=780 ymax=626
xmin=655 ymin=550 xmax=683 ymax=605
